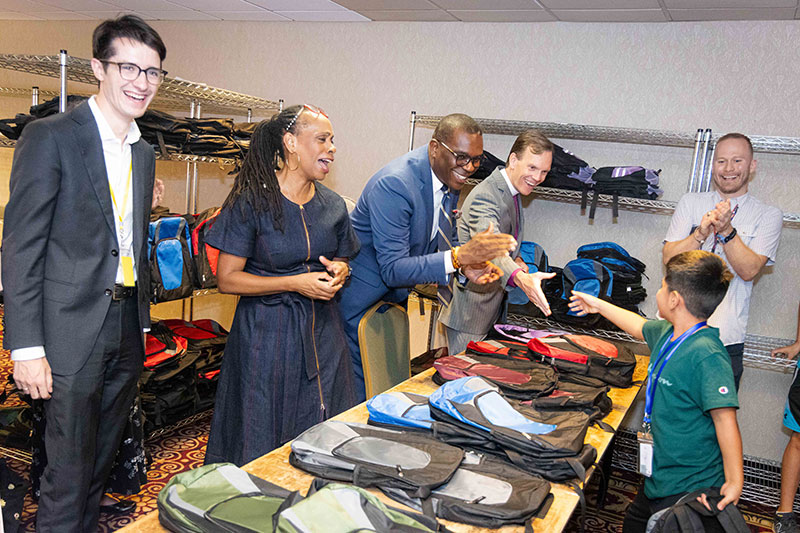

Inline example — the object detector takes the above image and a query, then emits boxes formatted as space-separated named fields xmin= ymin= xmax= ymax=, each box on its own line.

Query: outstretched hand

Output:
xmin=568 ymin=290 xmax=603 ymax=316
xmin=515 ymin=271 xmax=556 ymax=316
xmin=458 ymin=222 xmax=516 ymax=266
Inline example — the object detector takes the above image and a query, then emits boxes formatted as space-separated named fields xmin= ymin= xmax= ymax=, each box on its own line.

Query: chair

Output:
xmin=357 ymin=301 xmax=410 ymax=399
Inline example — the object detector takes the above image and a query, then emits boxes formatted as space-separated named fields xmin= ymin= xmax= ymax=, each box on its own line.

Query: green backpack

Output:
xmin=158 ymin=464 xmax=445 ymax=533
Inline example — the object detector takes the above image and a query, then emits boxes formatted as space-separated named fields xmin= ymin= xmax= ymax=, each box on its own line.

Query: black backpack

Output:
xmin=648 ymin=488 xmax=750 ymax=533
xmin=577 ymin=242 xmax=648 ymax=311
xmin=149 ymin=216 xmax=196 ymax=303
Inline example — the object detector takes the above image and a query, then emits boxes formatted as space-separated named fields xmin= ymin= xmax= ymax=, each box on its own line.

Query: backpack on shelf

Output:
xmin=547 ymin=258 xmax=614 ymax=328
xmin=577 ymin=242 xmax=647 ymax=310
xmin=581 ymin=166 xmax=663 ymax=221
xmin=190 ymin=207 xmax=222 ymax=289
xmin=149 ymin=216 xmax=195 ymax=303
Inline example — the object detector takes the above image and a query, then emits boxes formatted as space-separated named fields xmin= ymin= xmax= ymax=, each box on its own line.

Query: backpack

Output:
xmin=149 ymin=216 xmax=195 ymax=303
xmin=507 ymin=241 xmax=550 ymax=306
xmin=276 ymin=480 xmax=446 ymax=533
xmin=527 ymin=334 xmax=637 ymax=388
xmin=432 ymin=354 xmax=558 ymax=400
xmin=428 ymin=377 xmax=596 ymax=482
xmin=465 ymin=150 xmax=505 ymax=182
xmin=540 ymin=143 xmax=594 ymax=191
xmin=289 ymin=420 xmax=464 ymax=499
xmin=582 ymin=166 xmax=663 ymax=221
xmin=646 ymin=488 xmax=750 ymax=533
xmin=577 ymin=243 xmax=647 ymax=311
xmin=548 ymin=258 xmax=613 ymax=328
xmin=157 ymin=462 xmax=295 ymax=533
xmin=191 ymin=207 xmax=222 ymax=289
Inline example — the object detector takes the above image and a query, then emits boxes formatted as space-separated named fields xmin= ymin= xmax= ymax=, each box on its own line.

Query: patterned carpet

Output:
xmin=0 ymin=305 xmax=781 ymax=531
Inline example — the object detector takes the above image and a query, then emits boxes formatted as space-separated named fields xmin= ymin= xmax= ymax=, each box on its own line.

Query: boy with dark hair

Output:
xmin=569 ymin=250 xmax=743 ymax=532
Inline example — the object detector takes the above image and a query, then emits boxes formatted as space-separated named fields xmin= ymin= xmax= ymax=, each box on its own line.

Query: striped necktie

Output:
xmin=436 ymin=186 xmax=454 ymax=307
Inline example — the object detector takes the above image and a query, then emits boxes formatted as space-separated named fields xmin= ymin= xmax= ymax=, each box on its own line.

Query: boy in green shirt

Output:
xmin=569 ymin=250 xmax=743 ymax=532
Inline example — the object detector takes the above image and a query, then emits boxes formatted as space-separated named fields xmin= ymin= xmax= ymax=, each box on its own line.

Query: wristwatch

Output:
xmin=721 ymin=227 xmax=737 ymax=244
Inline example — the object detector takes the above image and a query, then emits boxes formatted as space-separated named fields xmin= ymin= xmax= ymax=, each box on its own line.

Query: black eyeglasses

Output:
xmin=435 ymin=138 xmax=482 ymax=169
xmin=100 ymin=60 xmax=167 ymax=85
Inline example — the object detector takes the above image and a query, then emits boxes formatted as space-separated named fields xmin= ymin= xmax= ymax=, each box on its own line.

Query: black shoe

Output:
xmin=99 ymin=495 xmax=136 ymax=514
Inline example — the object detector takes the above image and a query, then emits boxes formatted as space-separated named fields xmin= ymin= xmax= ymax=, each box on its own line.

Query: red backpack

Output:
xmin=191 ymin=207 xmax=222 ymax=289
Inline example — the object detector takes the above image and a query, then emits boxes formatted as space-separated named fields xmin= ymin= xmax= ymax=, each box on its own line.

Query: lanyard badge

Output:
xmin=638 ymin=321 xmax=707 ymax=476
xmin=109 ymin=162 xmax=135 ymax=287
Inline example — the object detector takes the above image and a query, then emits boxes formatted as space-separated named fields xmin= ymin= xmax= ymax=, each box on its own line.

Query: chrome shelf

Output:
xmin=416 ymin=114 xmax=800 ymax=155
xmin=505 ymin=313 xmax=796 ymax=372
xmin=0 ymin=54 xmax=280 ymax=114
xmin=156 ymin=153 xmax=238 ymax=167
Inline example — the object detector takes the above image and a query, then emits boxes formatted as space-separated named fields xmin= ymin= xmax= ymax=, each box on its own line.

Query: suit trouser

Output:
xmin=37 ymin=294 xmax=143 ymax=533
xmin=443 ymin=325 xmax=486 ymax=357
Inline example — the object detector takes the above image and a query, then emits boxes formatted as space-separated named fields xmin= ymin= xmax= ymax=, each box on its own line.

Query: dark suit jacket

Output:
xmin=340 ymin=145 xmax=457 ymax=326
xmin=2 ymin=101 xmax=154 ymax=375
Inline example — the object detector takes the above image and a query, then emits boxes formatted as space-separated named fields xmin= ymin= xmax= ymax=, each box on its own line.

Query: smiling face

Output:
xmin=711 ymin=137 xmax=756 ymax=198
xmin=429 ymin=130 xmax=483 ymax=191
xmin=290 ymin=113 xmax=336 ymax=181
xmin=507 ymin=148 xmax=552 ymax=196
xmin=91 ymin=37 xmax=160 ymax=128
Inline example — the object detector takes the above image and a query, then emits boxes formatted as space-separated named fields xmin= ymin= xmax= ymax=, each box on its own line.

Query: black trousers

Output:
xmin=623 ymin=484 xmax=687 ymax=533
xmin=37 ymin=295 xmax=143 ymax=533
xmin=726 ymin=343 xmax=744 ymax=391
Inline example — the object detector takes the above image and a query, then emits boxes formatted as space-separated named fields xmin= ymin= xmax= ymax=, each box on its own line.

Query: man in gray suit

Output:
xmin=2 ymin=15 xmax=165 ymax=532
xmin=439 ymin=130 xmax=555 ymax=355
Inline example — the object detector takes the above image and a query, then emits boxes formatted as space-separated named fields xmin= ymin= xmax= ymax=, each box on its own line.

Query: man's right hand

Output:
xmin=14 ymin=357 xmax=53 ymax=400
xmin=458 ymin=222 xmax=516 ymax=266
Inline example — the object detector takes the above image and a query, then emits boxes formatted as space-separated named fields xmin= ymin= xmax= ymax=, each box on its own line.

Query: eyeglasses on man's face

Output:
xmin=101 ymin=60 xmax=167 ymax=85
xmin=435 ymin=138 xmax=482 ymax=169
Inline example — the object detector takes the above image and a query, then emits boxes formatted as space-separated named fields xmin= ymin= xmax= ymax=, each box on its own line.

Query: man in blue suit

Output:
xmin=340 ymin=114 xmax=516 ymax=401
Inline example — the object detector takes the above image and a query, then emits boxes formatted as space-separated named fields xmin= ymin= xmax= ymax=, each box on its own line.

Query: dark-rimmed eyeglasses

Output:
xmin=100 ymin=60 xmax=167 ymax=85
xmin=286 ymin=104 xmax=329 ymax=131
xmin=435 ymin=138 xmax=482 ymax=169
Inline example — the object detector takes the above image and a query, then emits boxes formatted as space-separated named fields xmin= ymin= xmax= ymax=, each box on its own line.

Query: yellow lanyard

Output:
xmin=109 ymin=161 xmax=133 ymax=239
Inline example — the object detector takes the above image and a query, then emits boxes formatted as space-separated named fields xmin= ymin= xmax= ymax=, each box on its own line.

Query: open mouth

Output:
xmin=124 ymin=90 xmax=147 ymax=102
xmin=452 ymin=171 xmax=468 ymax=184
xmin=318 ymin=157 xmax=333 ymax=172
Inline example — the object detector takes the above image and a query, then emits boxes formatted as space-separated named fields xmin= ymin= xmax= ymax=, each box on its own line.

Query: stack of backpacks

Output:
xmin=141 ymin=318 xmax=228 ymax=434
xmin=148 ymin=206 xmax=222 ymax=303
xmin=506 ymin=240 xmax=647 ymax=330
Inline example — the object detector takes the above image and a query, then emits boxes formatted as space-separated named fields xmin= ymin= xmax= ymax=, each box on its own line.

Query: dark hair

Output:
xmin=507 ymin=129 xmax=553 ymax=164
xmin=93 ymin=15 xmax=166 ymax=63
xmin=665 ymin=251 xmax=733 ymax=319
xmin=717 ymin=132 xmax=753 ymax=157
xmin=222 ymin=105 xmax=307 ymax=232
xmin=432 ymin=113 xmax=482 ymax=144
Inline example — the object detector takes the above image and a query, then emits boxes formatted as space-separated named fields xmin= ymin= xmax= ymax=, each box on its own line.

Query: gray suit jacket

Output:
xmin=2 ymin=101 xmax=154 ymax=375
xmin=439 ymin=168 xmax=523 ymax=335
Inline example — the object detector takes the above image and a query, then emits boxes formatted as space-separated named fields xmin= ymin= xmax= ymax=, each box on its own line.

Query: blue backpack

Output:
xmin=149 ymin=216 xmax=195 ymax=303
xmin=507 ymin=241 xmax=551 ymax=306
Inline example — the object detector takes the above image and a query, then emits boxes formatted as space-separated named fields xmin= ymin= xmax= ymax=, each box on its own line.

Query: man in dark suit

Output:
xmin=2 ymin=15 xmax=165 ymax=532
xmin=340 ymin=113 xmax=516 ymax=401
xmin=439 ymin=130 xmax=556 ymax=355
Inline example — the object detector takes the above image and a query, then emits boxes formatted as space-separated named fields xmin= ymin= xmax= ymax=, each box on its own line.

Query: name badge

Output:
xmin=637 ymin=430 xmax=654 ymax=477
xmin=120 ymin=246 xmax=136 ymax=287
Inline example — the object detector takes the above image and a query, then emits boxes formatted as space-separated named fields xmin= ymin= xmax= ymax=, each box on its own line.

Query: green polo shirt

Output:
xmin=642 ymin=320 xmax=739 ymax=499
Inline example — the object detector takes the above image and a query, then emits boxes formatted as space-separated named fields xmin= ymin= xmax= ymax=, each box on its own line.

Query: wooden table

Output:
xmin=121 ymin=356 xmax=647 ymax=532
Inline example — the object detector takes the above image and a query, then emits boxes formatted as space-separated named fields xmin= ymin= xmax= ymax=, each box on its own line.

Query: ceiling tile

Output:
xmin=135 ymin=9 xmax=222 ymax=19
xmin=331 ymin=0 xmax=439 ymax=10
xmin=0 ymin=0 xmax=60 ymax=12
xmin=166 ymin=0 xmax=261 ymax=11
xmin=358 ymin=9 xmax=456 ymax=20
xmin=664 ymin=0 xmax=796 ymax=7
xmin=34 ymin=10 xmax=95 ymax=19
xmin=275 ymin=9 xmax=369 ymax=20
xmin=551 ymin=8 xmax=668 ymax=21
xmin=0 ymin=10 xmax=44 ymax=18
xmin=36 ymin=0 xmax=116 ymax=9
xmin=668 ymin=7 xmax=795 ymax=19
xmin=102 ymin=0 xmax=182 ymax=9
xmin=540 ymin=0 xmax=660 ymax=7
xmin=433 ymin=0 xmax=543 ymax=9
xmin=79 ymin=10 xmax=152 ymax=18
xmin=449 ymin=9 xmax=554 ymax=21
xmin=246 ymin=0 xmax=350 ymax=10
xmin=204 ymin=10 xmax=290 ymax=20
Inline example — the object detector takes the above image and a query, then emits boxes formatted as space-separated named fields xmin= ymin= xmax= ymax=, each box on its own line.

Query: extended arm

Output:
xmin=568 ymin=291 xmax=646 ymax=340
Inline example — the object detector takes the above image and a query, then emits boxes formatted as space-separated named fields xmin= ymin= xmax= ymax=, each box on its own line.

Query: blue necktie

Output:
xmin=436 ymin=186 xmax=454 ymax=307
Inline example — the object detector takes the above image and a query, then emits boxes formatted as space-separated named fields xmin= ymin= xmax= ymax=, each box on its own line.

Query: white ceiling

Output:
xmin=0 ymin=0 xmax=799 ymax=22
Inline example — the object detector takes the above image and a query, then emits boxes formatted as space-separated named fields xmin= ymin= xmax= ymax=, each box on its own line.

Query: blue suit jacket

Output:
xmin=339 ymin=146 xmax=458 ymax=370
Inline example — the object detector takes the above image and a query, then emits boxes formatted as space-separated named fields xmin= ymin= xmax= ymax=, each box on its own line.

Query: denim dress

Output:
xmin=204 ymin=183 xmax=359 ymax=466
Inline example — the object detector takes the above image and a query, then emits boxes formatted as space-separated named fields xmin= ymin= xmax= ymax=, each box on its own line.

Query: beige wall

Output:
xmin=1 ymin=18 xmax=799 ymax=459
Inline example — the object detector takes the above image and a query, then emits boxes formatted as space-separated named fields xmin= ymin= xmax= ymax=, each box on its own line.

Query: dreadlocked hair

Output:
xmin=222 ymin=105 xmax=304 ymax=232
